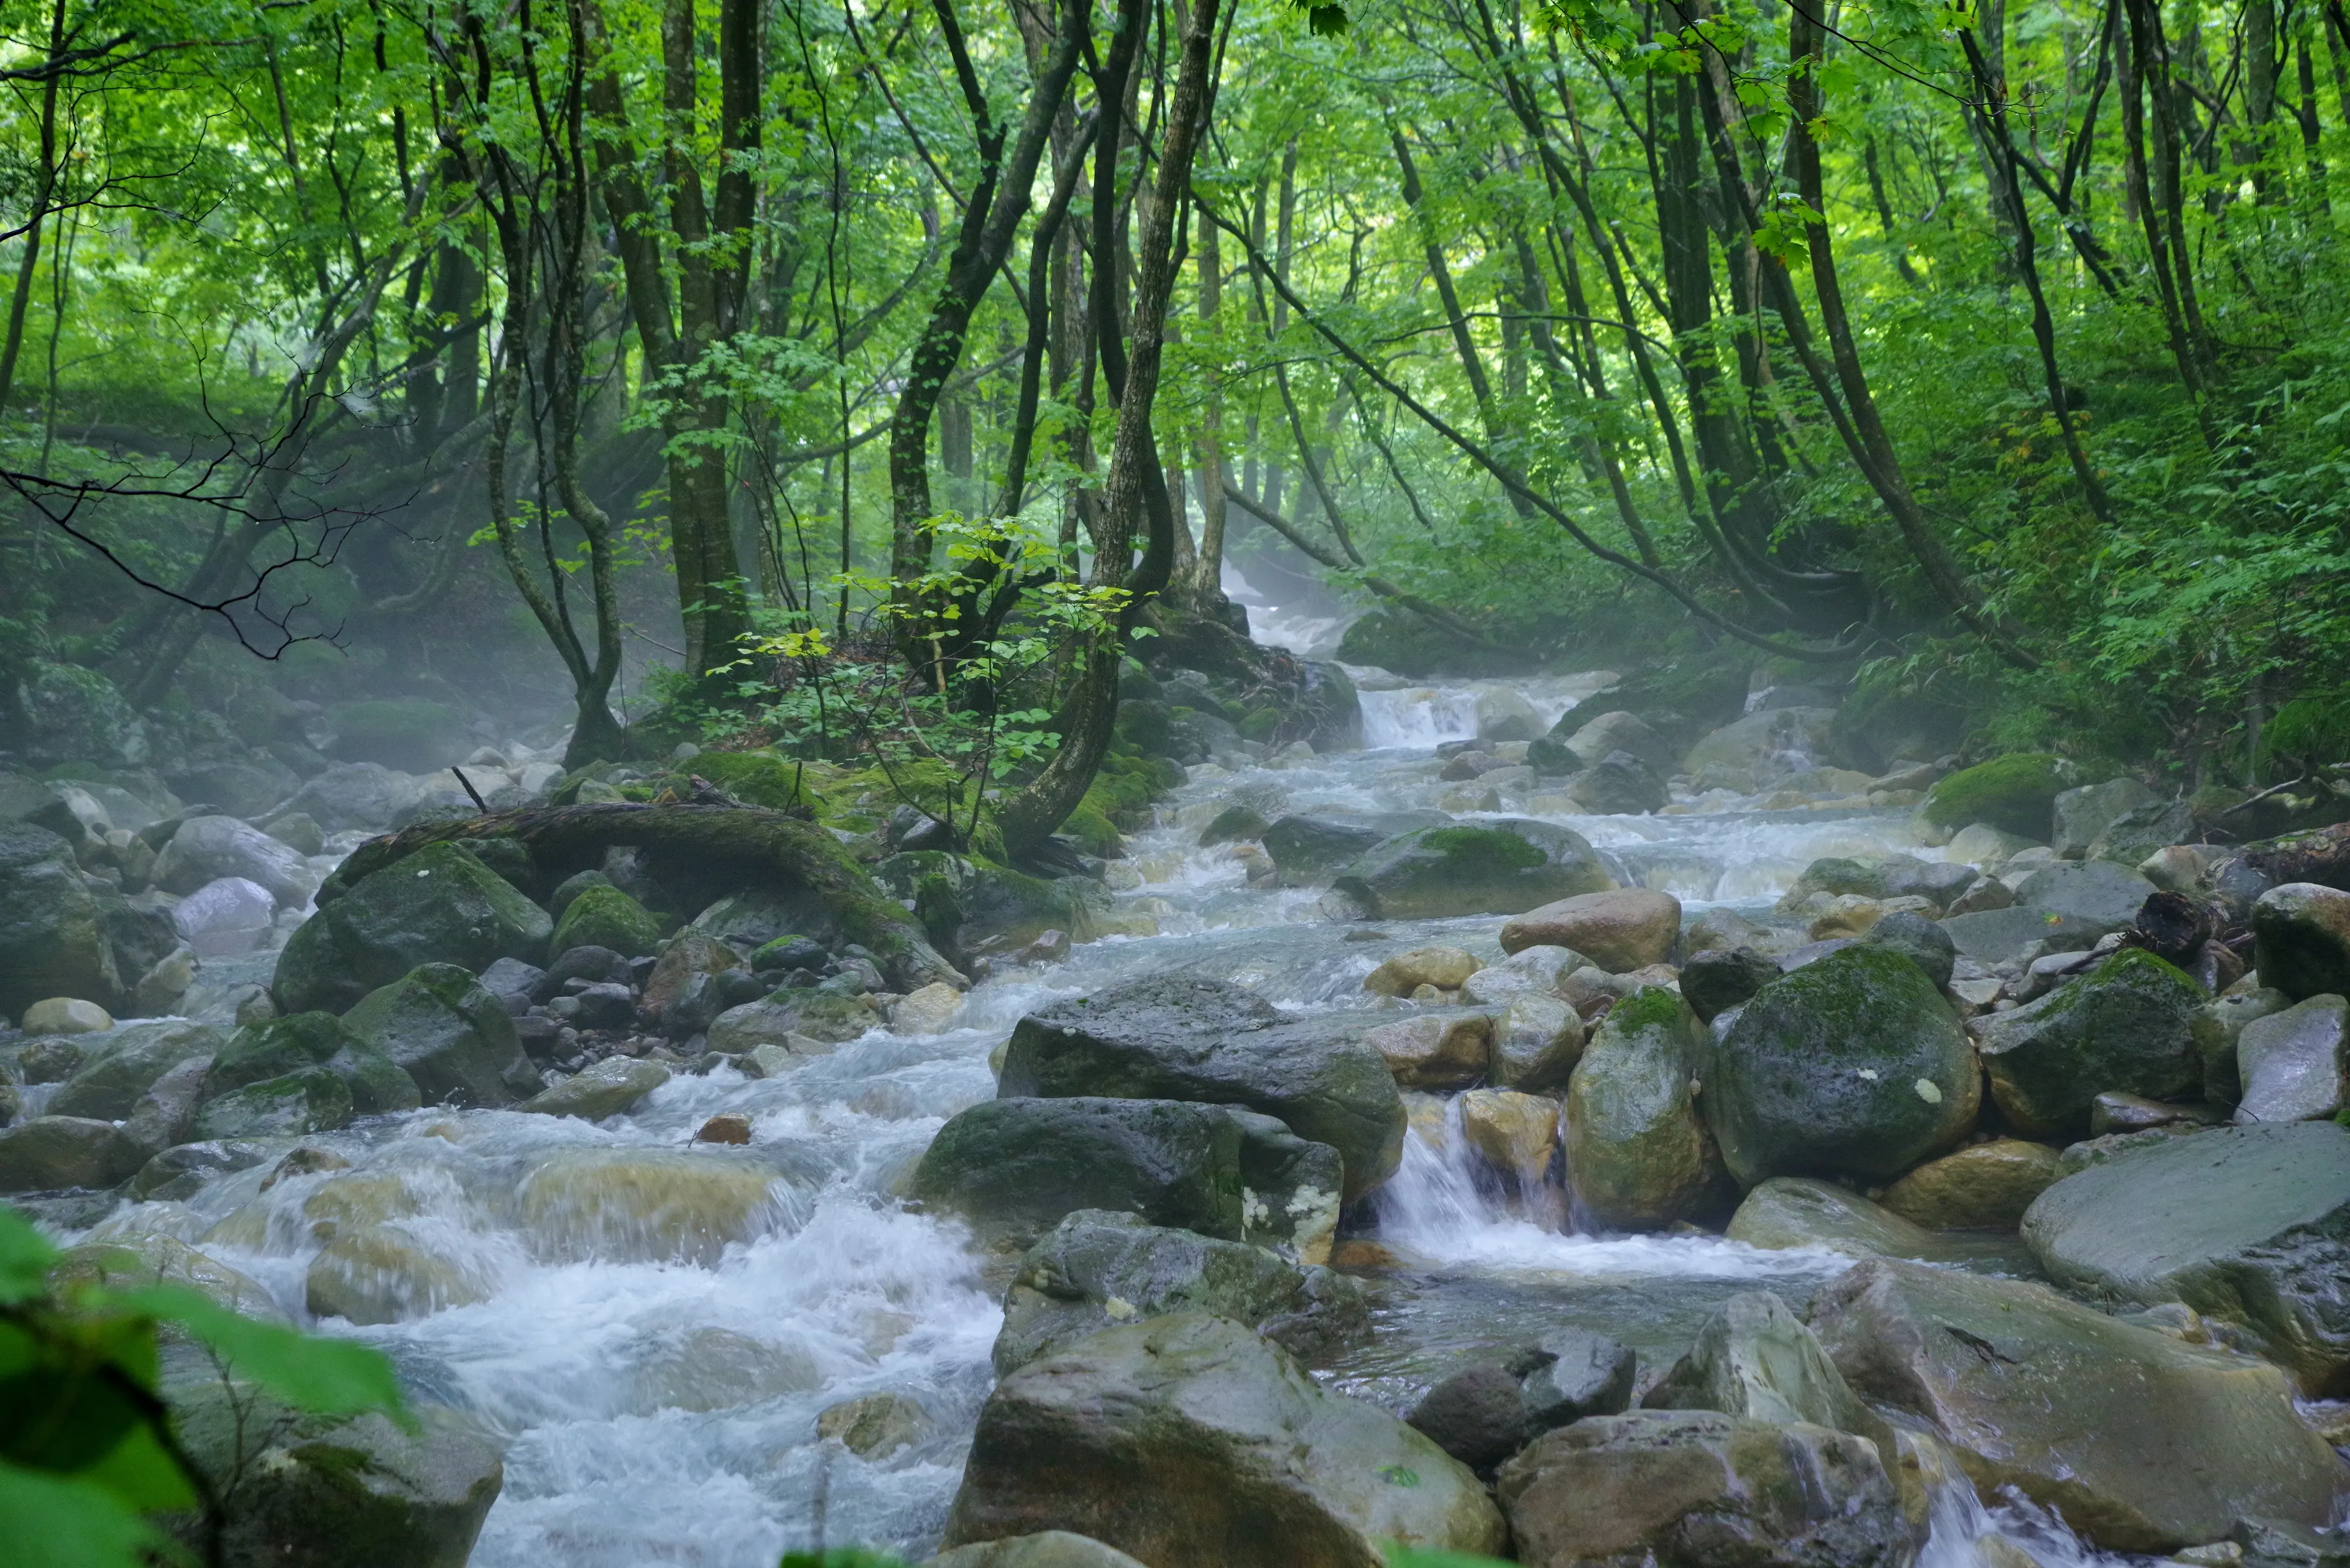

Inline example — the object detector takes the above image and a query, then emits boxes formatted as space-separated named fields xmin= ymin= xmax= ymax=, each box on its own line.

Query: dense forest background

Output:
xmin=2 ymin=0 xmax=2346 ymax=841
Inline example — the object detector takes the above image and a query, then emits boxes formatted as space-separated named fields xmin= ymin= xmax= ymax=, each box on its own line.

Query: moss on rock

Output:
xmin=1922 ymin=753 xmax=2072 ymax=840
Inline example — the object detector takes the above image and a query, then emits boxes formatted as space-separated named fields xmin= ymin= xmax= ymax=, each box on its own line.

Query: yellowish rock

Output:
xmin=305 ymin=1224 xmax=492 ymax=1325
xmin=1808 ymin=896 xmax=1886 ymax=940
xmin=890 ymin=981 xmax=965 ymax=1036
xmin=518 ymin=1148 xmax=787 ymax=1265
xmin=1458 ymin=1089 xmax=1561 ymax=1189
xmin=1879 ymin=1138 xmax=2068 ymax=1230
xmin=1363 ymin=1012 xmax=1492 ymax=1090
xmin=21 ymin=997 xmax=112 ymax=1034
xmin=1364 ymin=946 xmax=1484 ymax=997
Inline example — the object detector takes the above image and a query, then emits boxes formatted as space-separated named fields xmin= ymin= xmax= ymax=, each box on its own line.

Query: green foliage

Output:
xmin=0 ymin=1207 xmax=407 ymax=1568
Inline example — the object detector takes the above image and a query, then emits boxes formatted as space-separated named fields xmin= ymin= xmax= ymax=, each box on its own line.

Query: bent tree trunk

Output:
xmin=324 ymin=803 xmax=965 ymax=991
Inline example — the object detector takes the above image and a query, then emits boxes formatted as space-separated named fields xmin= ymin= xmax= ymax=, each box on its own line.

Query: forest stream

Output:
xmin=34 ymin=607 xmax=2137 ymax=1568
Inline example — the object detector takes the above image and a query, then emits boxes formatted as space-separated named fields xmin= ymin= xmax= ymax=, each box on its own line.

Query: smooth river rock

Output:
xmin=1496 ymin=1410 xmax=1913 ymax=1568
xmin=274 ymin=841 xmax=552 ymax=1015
xmin=995 ymin=975 xmax=1404 ymax=1200
xmin=912 ymin=1097 xmax=1344 ymax=1262
xmin=2252 ymin=882 xmax=2350 ymax=1000
xmin=1971 ymin=947 xmax=2205 ymax=1136
xmin=2020 ymin=1120 xmax=2350 ymax=1394
xmin=1877 ymin=1139 xmax=2066 ymax=1230
xmin=1501 ymin=889 xmax=1681 ymax=973
xmin=1328 ymin=819 xmax=1613 ymax=922
xmin=942 ymin=1313 xmax=1506 ymax=1567
xmin=2234 ymin=993 xmax=2347 ymax=1122
xmin=1706 ymin=946 xmax=1978 ymax=1185
xmin=1809 ymin=1257 xmax=2349 ymax=1551
xmin=1563 ymin=988 xmax=1724 ymax=1230
xmin=991 ymin=1209 xmax=1368 ymax=1375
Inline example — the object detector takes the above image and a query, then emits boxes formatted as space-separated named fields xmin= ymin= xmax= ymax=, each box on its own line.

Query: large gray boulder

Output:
xmin=162 ymin=1348 xmax=501 ymax=1568
xmin=1328 ymin=819 xmax=1612 ymax=921
xmin=206 ymin=1012 xmax=420 ymax=1117
xmin=2011 ymin=859 xmax=2160 ymax=934
xmin=1262 ymin=812 xmax=1445 ymax=887
xmin=1681 ymin=707 xmax=1838 ymax=794
xmin=1937 ymin=904 xmax=2109 ymax=965
xmin=1642 ymin=1292 xmax=1884 ymax=1442
xmin=1563 ymin=710 xmax=1678 ymax=773
xmin=1705 ymin=946 xmax=1978 ymax=1186
xmin=2020 ymin=1121 xmax=2350 ymax=1395
xmin=273 ymin=841 xmax=552 ymax=1014
xmin=191 ymin=1067 xmax=354 ymax=1141
xmin=1497 ymin=1409 xmax=1912 ymax=1568
xmin=1563 ymin=988 xmax=1725 ymax=1230
xmin=0 ymin=1114 xmax=141 ymax=1192
xmin=992 ymin=1209 xmax=1368 ymax=1374
xmin=2252 ymin=883 xmax=2350 ymax=1000
xmin=911 ymin=1097 xmax=1344 ymax=1262
xmin=2052 ymin=778 xmax=2158 ymax=859
xmin=1971 ymin=947 xmax=2204 ymax=1136
xmin=268 ymin=761 xmax=430 ymax=833
xmin=49 ymin=1021 xmax=229 ymax=1120
xmin=941 ymin=1313 xmax=1506 ymax=1567
xmin=2235 ymin=994 xmax=2347 ymax=1123
xmin=341 ymin=963 xmax=541 ymax=1108
xmin=0 ymin=822 xmax=135 ymax=1016
xmin=1809 ymin=1257 xmax=2348 ymax=1551
xmin=996 ymin=976 xmax=1405 ymax=1200
xmin=154 ymin=814 xmax=316 ymax=905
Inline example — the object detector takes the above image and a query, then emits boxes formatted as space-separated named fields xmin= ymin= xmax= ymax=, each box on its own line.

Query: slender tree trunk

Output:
xmin=1962 ymin=31 xmax=2116 ymax=524
xmin=0 ymin=0 xmax=67 ymax=418
xmin=997 ymin=0 xmax=1224 ymax=859
xmin=1787 ymin=3 xmax=2029 ymax=662
xmin=1187 ymin=200 xmax=1229 ymax=603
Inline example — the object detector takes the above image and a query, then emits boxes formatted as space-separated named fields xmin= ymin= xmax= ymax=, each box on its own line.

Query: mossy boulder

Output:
xmin=1973 ymin=947 xmax=2206 ymax=1136
xmin=1921 ymin=752 xmax=2072 ymax=840
xmin=1330 ymin=819 xmax=1613 ymax=921
xmin=1706 ymin=945 xmax=1979 ymax=1186
xmin=550 ymin=883 xmax=663 ymax=960
xmin=911 ymin=1097 xmax=1344 ymax=1262
xmin=997 ymin=975 xmax=1406 ymax=1201
xmin=208 ymin=1012 xmax=421 ymax=1117
xmin=341 ymin=963 xmax=540 ymax=1108
xmin=992 ymin=1209 xmax=1368 ymax=1375
xmin=275 ymin=842 xmax=552 ymax=1014
xmin=944 ymin=1313 xmax=1505 ymax=1564
xmin=1562 ymin=988 xmax=1726 ymax=1230
xmin=192 ymin=1067 xmax=353 ymax=1140
xmin=47 ymin=1021 xmax=228 ymax=1120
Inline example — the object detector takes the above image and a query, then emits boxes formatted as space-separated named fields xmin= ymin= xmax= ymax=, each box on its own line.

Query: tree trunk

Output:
xmin=996 ymin=0 xmax=1224 ymax=861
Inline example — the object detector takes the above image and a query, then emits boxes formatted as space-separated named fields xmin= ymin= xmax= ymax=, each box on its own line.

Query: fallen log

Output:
xmin=320 ymin=802 xmax=964 ymax=991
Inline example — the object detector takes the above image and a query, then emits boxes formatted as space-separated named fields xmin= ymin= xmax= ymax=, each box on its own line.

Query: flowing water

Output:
xmin=68 ymin=642 xmax=2128 ymax=1568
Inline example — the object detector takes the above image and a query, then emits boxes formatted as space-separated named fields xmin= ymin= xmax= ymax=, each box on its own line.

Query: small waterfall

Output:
xmin=1358 ymin=685 xmax=1483 ymax=749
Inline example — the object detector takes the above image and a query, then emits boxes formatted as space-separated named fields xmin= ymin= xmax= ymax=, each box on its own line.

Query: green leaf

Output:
xmin=0 ymin=1463 xmax=167 ymax=1568
xmin=0 ymin=1209 xmax=58 ymax=1304
xmin=114 ymin=1288 xmax=410 ymax=1428
xmin=1383 ymin=1549 xmax=1516 ymax=1567
xmin=74 ymin=1417 xmax=200 ymax=1514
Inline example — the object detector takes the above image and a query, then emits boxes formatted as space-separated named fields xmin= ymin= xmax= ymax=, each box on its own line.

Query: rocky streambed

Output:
xmin=3 ymin=663 xmax=2348 ymax=1568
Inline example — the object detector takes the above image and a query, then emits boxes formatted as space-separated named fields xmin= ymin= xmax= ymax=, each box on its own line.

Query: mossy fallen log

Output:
xmin=320 ymin=803 xmax=964 ymax=991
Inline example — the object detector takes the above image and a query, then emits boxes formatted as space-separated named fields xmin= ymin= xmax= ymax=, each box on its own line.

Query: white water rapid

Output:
xmin=68 ymin=629 xmax=2130 ymax=1568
